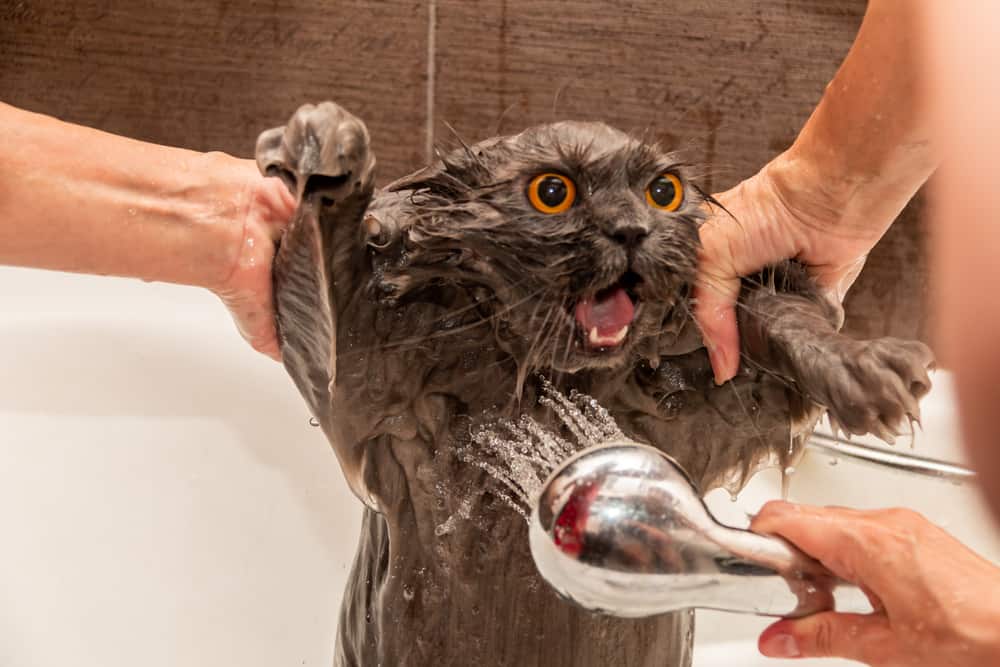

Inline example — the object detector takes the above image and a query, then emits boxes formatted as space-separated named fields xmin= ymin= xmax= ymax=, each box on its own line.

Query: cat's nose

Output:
xmin=606 ymin=222 xmax=649 ymax=248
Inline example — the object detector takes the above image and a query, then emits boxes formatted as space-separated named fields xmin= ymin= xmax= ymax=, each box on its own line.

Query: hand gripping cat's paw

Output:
xmin=801 ymin=337 xmax=934 ymax=442
xmin=255 ymin=101 xmax=376 ymax=206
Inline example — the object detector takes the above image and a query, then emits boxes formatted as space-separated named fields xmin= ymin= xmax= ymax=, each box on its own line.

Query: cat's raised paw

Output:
xmin=255 ymin=101 xmax=376 ymax=206
xmin=804 ymin=337 xmax=934 ymax=443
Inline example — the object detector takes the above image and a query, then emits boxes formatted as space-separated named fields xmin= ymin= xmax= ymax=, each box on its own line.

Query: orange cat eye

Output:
xmin=645 ymin=173 xmax=683 ymax=211
xmin=528 ymin=173 xmax=576 ymax=214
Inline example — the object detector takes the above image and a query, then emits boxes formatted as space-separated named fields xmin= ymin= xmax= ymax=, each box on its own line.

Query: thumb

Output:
xmin=808 ymin=255 xmax=867 ymax=305
xmin=691 ymin=271 xmax=742 ymax=384
xmin=759 ymin=613 xmax=893 ymax=664
xmin=215 ymin=287 xmax=283 ymax=362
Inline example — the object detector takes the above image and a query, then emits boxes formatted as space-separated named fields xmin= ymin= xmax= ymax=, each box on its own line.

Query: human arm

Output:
xmin=750 ymin=501 xmax=1000 ymax=665
xmin=694 ymin=0 xmax=937 ymax=383
xmin=924 ymin=2 xmax=1000 ymax=522
xmin=0 ymin=102 xmax=294 ymax=358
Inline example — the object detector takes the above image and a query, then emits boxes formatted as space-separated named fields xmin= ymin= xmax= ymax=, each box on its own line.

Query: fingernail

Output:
xmin=707 ymin=346 xmax=728 ymax=385
xmin=759 ymin=500 xmax=795 ymax=517
xmin=760 ymin=633 xmax=801 ymax=658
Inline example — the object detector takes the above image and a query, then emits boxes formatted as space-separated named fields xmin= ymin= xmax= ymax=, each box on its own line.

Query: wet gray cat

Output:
xmin=255 ymin=102 xmax=932 ymax=667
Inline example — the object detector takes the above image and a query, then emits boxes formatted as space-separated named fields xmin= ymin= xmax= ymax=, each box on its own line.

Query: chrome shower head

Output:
xmin=528 ymin=438 xmax=870 ymax=618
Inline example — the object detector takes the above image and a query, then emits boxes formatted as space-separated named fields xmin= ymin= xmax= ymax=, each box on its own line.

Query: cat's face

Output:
xmin=381 ymin=121 xmax=704 ymax=374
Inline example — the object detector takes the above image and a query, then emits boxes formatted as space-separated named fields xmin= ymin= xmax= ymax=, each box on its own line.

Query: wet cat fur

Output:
xmin=256 ymin=102 xmax=933 ymax=667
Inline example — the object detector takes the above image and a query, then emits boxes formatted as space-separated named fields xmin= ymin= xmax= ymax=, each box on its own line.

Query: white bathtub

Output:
xmin=2 ymin=267 xmax=997 ymax=667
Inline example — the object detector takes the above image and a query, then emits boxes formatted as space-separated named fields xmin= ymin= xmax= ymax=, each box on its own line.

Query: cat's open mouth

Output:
xmin=573 ymin=272 xmax=642 ymax=351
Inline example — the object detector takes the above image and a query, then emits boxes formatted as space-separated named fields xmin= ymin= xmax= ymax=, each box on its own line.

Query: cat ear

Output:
xmin=386 ymin=136 xmax=502 ymax=195
xmin=257 ymin=102 xmax=375 ymax=428
xmin=384 ymin=160 xmax=449 ymax=194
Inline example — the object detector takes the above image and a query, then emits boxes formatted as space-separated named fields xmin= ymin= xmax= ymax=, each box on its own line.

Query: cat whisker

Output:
xmin=547 ymin=296 xmax=570 ymax=373
xmin=494 ymin=102 xmax=520 ymax=137
xmin=725 ymin=378 xmax=770 ymax=450
xmin=336 ymin=285 xmax=548 ymax=361
xmin=515 ymin=291 xmax=554 ymax=394
xmin=549 ymin=81 xmax=572 ymax=122
xmin=525 ymin=294 xmax=569 ymax=384
xmin=687 ymin=279 xmax=786 ymax=327
xmin=675 ymin=298 xmax=802 ymax=394
xmin=558 ymin=299 xmax=579 ymax=368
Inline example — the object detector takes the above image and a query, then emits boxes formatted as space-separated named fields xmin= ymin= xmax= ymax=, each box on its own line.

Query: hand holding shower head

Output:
xmin=528 ymin=438 xmax=871 ymax=619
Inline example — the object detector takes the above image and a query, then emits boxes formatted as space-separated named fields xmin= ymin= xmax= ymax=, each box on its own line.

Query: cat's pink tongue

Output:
xmin=574 ymin=287 xmax=635 ymax=348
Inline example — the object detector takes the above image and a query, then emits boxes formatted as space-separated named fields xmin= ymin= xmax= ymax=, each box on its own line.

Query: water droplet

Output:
xmin=462 ymin=382 xmax=625 ymax=521
xmin=365 ymin=611 xmax=372 ymax=623
xmin=127 ymin=207 xmax=136 ymax=216
xmin=828 ymin=457 xmax=839 ymax=467
xmin=729 ymin=492 xmax=739 ymax=503
xmin=308 ymin=417 xmax=320 ymax=427
xmin=781 ymin=465 xmax=796 ymax=500
xmin=402 ymin=585 xmax=414 ymax=601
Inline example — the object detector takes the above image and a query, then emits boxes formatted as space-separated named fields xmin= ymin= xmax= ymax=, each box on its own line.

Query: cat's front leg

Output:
xmin=255 ymin=102 xmax=376 ymax=424
xmin=257 ymin=101 xmax=376 ymax=208
xmin=737 ymin=264 xmax=933 ymax=440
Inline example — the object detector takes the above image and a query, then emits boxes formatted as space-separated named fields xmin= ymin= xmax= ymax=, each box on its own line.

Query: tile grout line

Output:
xmin=425 ymin=0 xmax=437 ymax=162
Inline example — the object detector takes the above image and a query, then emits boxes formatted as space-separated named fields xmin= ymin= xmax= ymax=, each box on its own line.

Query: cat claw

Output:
xmin=256 ymin=101 xmax=376 ymax=206
xmin=802 ymin=337 xmax=934 ymax=444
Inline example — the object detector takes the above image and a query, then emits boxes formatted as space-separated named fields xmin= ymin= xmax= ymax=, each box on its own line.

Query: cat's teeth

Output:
xmin=588 ymin=325 xmax=630 ymax=348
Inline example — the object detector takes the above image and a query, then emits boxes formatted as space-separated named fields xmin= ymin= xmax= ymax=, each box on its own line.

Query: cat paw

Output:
xmin=801 ymin=337 xmax=934 ymax=442
xmin=255 ymin=101 xmax=376 ymax=205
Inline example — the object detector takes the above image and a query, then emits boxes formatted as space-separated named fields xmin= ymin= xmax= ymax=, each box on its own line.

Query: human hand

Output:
xmin=750 ymin=501 xmax=1000 ymax=666
xmin=209 ymin=159 xmax=296 ymax=360
xmin=693 ymin=154 xmax=885 ymax=384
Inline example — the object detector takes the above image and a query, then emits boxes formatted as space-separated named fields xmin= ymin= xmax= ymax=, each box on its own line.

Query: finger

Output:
xmin=749 ymin=501 xmax=883 ymax=586
xmin=219 ymin=290 xmax=283 ymax=362
xmin=759 ymin=614 xmax=893 ymax=663
xmin=692 ymin=274 xmax=742 ymax=384
xmin=247 ymin=319 xmax=282 ymax=361
xmin=247 ymin=168 xmax=297 ymax=236
xmin=694 ymin=201 xmax=755 ymax=384
xmin=810 ymin=255 xmax=867 ymax=304
xmin=269 ymin=182 xmax=297 ymax=230
xmin=242 ymin=311 xmax=282 ymax=362
xmin=259 ymin=339 xmax=282 ymax=361
xmin=693 ymin=217 xmax=743 ymax=384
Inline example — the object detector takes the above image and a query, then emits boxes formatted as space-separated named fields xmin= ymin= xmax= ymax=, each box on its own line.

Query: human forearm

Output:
xmin=771 ymin=0 xmax=937 ymax=240
xmin=0 ymin=102 xmax=295 ymax=359
xmin=925 ymin=1 xmax=1000 ymax=520
xmin=0 ymin=102 xmax=250 ymax=289
xmin=695 ymin=0 xmax=939 ymax=382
